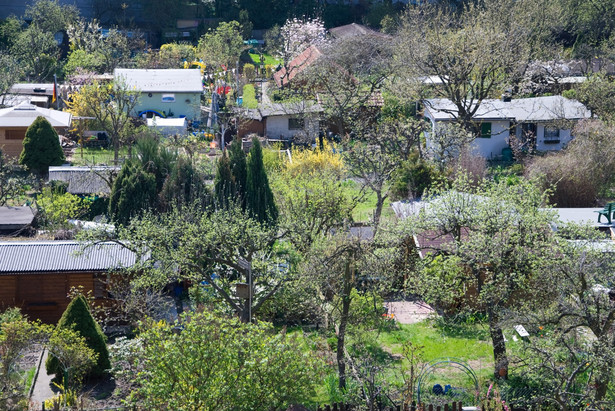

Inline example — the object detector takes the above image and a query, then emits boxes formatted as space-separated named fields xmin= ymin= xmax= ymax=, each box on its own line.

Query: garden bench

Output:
xmin=595 ymin=202 xmax=615 ymax=224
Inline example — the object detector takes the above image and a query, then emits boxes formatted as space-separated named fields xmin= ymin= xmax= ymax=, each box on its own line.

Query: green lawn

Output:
xmin=249 ymin=52 xmax=282 ymax=66
xmin=242 ymin=84 xmax=258 ymax=109
xmin=70 ymin=147 xmax=128 ymax=166
xmin=341 ymin=180 xmax=395 ymax=223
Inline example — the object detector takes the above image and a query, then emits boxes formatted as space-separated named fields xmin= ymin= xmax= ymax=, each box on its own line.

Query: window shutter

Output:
xmin=481 ymin=122 xmax=492 ymax=138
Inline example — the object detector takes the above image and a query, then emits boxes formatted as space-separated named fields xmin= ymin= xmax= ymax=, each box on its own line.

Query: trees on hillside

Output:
xmin=19 ymin=116 xmax=65 ymax=175
xmin=396 ymin=1 xmax=531 ymax=134
xmin=198 ymin=21 xmax=245 ymax=70
xmin=407 ymin=176 xmax=557 ymax=380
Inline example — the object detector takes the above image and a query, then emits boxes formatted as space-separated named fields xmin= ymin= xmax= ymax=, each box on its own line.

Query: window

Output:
xmin=288 ymin=118 xmax=304 ymax=130
xmin=5 ymin=129 xmax=25 ymax=140
xmin=544 ymin=126 xmax=560 ymax=143
xmin=480 ymin=122 xmax=492 ymax=138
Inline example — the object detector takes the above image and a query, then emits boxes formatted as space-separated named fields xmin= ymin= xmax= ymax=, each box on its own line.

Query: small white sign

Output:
xmin=514 ymin=324 xmax=530 ymax=337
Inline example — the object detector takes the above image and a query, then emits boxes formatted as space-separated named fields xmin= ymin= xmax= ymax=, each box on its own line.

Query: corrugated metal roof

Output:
xmin=0 ymin=207 xmax=35 ymax=229
xmin=0 ymin=241 xmax=138 ymax=274
xmin=48 ymin=166 xmax=119 ymax=195
xmin=114 ymin=68 xmax=203 ymax=93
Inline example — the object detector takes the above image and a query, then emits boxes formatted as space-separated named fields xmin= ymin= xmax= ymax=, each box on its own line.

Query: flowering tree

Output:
xmin=278 ymin=17 xmax=327 ymax=62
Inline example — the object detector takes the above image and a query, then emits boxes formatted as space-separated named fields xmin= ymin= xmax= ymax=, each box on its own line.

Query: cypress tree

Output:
xmin=214 ymin=150 xmax=233 ymax=209
xmin=19 ymin=116 xmax=65 ymax=175
xmin=245 ymin=138 xmax=278 ymax=226
xmin=46 ymin=295 xmax=110 ymax=378
xmin=228 ymin=139 xmax=247 ymax=205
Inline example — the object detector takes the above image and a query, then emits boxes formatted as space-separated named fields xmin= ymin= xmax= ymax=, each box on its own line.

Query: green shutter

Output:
xmin=481 ymin=122 xmax=492 ymax=138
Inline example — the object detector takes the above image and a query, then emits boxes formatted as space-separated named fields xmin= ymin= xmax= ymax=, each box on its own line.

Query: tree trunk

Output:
xmin=594 ymin=375 xmax=609 ymax=402
xmin=373 ymin=192 xmax=385 ymax=234
xmin=337 ymin=262 xmax=353 ymax=390
xmin=488 ymin=308 xmax=508 ymax=380
xmin=113 ymin=136 xmax=120 ymax=165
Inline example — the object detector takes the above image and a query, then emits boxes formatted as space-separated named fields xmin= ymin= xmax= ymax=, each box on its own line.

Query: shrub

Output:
xmin=19 ymin=116 xmax=65 ymax=175
xmin=390 ymin=150 xmax=438 ymax=200
xmin=46 ymin=296 xmax=109 ymax=379
xmin=243 ymin=63 xmax=255 ymax=81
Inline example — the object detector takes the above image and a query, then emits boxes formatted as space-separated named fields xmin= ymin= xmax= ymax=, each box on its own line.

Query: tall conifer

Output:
xmin=245 ymin=138 xmax=277 ymax=226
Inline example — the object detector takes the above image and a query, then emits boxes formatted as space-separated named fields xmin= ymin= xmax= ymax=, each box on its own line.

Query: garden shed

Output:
xmin=0 ymin=241 xmax=138 ymax=323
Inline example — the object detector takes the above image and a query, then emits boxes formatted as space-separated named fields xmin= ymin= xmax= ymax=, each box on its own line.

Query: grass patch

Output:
xmin=242 ymin=84 xmax=258 ymax=109
xmin=341 ymin=180 xmax=395 ymax=223
xmin=249 ymin=52 xmax=281 ymax=66
xmin=70 ymin=147 xmax=128 ymax=166
xmin=22 ymin=366 xmax=36 ymax=395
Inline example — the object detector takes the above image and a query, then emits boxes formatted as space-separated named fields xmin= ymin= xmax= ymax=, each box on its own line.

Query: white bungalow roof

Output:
xmin=114 ymin=68 xmax=203 ymax=93
xmin=424 ymin=96 xmax=591 ymax=122
xmin=146 ymin=117 xmax=187 ymax=127
xmin=0 ymin=103 xmax=72 ymax=128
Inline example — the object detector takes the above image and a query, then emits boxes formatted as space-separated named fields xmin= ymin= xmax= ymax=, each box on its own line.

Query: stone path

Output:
xmin=30 ymin=348 xmax=58 ymax=409
xmin=384 ymin=300 xmax=436 ymax=324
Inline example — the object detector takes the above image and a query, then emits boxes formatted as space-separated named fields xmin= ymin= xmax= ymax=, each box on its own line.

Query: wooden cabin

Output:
xmin=0 ymin=241 xmax=137 ymax=323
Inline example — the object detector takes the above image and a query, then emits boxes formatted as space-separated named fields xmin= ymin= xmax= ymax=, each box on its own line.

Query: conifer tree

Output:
xmin=214 ymin=150 xmax=233 ymax=209
xmin=19 ymin=116 xmax=65 ymax=175
xmin=228 ymin=139 xmax=247 ymax=205
xmin=246 ymin=138 xmax=278 ymax=226
xmin=46 ymin=295 xmax=110 ymax=378
xmin=108 ymin=160 xmax=157 ymax=225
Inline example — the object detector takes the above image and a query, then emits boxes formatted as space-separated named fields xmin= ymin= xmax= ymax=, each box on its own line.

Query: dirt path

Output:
xmin=385 ymin=300 xmax=436 ymax=324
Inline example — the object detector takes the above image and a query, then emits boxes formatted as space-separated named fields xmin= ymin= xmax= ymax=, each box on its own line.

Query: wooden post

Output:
xmin=428 ymin=405 xmax=433 ymax=411
xmin=333 ymin=403 xmax=338 ymax=411
xmin=444 ymin=404 xmax=449 ymax=411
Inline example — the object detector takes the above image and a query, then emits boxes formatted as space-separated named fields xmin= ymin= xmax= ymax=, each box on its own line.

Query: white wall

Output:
xmin=265 ymin=115 xmax=319 ymax=140
xmin=472 ymin=120 xmax=510 ymax=159
xmin=535 ymin=124 xmax=573 ymax=151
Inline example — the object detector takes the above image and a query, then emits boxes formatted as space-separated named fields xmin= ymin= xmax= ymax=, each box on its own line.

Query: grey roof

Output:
xmin=0 ymin=207 xmax=35 ymax=230
xmin=9 ymin=83 xmax=54 ymax=96
xmin=114 ymin=68 xmax=203 ymax=93
xmin=0 ymin=241 xmax=138 ymax=274
xmin=48 ymin=166 xmax=120 ymax=195
xmin=424 ymin=96 xmax=591 ymax=122
xmin=258 ymin=102 xmax=323 ymax=117
xmin=0 ymin=103 xmax=72 ymax=128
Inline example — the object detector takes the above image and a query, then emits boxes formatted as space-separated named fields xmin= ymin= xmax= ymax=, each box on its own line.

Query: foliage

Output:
xmin=243 ymin=63 xmax=255 ymax=81
xmin=505 ymin=225 xmax=615 ymax=405
xmin=108 ymin=160 xmax=157 ymax=226
xmin=129 ymin=311 xmax=324 ymax=410
xmin=19 ymin=116 xmax=65 ymax=175
xmin=11 ymin=0 xmax=79 ymax=81
xmin=569 ymin=74 xmax=615 ymax=120
xmin=390 ymin=151 xmax=439 ymax=200
xmin=526 ymin=118 xmax=615 ymax=206
xmin=36 ymin=187 xmax=90 ymax=229
xmin=198 ymin=21 xmax=245 ymax=70
xmin=117 ymin=203 xmax=284 ymax=322
xmin=246 ymin=138 xmax=278 ymax=226
xmin=242 ymin=83 xmax=258 ymax=108
xmin=46 ymin=295 xmax=109 ymax=379
xmin=285 ymin=141 xmax=345 ymax=179
xmin=407 ymin=176 xmax=557 ymax=380
xmin=46 ymin=326 xmax=97 ymax=388
xmin=0 ymin=150 xmax=32 ymax=206
xmin=273 ymin=143 xmax=355 ymax=253
xmin=397 ymin=1 xmax=532 ymax=134
xmin=0 ymin=309 xmax=47 ymax=410
xmin=66 ymin=80 xmax=141 ymax=164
